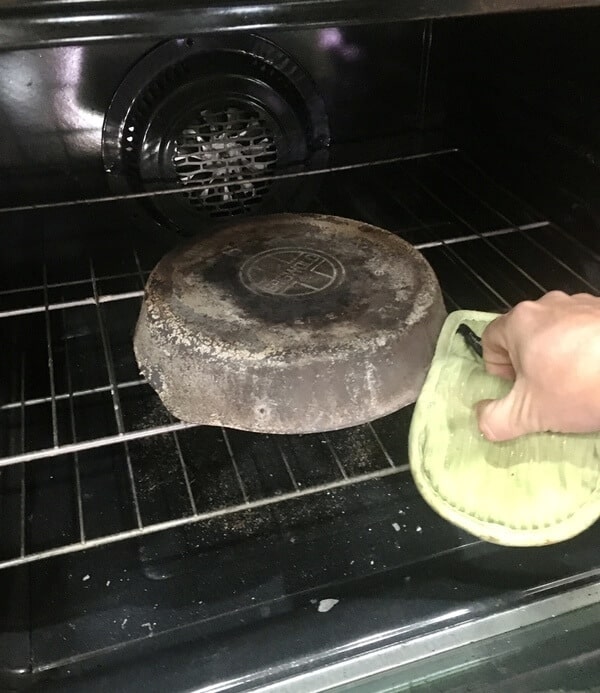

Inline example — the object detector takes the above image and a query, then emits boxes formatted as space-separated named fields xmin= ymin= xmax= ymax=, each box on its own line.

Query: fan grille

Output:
xmin=172 ymin=105 xmax=278 ymax=218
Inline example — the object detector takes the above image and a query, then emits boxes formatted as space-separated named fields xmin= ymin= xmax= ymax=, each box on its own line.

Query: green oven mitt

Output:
xmin=409 ymin=310 xmax=600 ymax=546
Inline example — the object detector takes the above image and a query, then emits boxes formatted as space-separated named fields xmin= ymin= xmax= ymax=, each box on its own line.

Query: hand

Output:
xmin=476 ymin=291 xmax=600 ymax=441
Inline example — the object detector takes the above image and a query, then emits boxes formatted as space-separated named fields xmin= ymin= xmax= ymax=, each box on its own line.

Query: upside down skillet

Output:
xmin=134 ymin=214 xmax=447 ymax=433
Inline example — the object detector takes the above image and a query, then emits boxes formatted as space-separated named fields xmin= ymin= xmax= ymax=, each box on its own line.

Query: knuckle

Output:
xmin=510 ymin=299 xmax=537 ymax=321
xmin=571 ymin=292 xmax=595 ymax=302
xmin=542 ymin=289 xmax=568 ymax=301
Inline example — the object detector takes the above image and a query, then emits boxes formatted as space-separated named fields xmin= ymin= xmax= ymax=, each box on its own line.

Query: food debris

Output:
xmin=416 ymin=526 xmax=422 ymax=533
xmin=106 ymin=580 xmax=111 ymax=587
xmin=392 ymin=522 xmax=401 ymax=532
xmin=121 ymin=618 xmax=128 ymax=629
xmin=317 ymin=599 xmax=339 ymax=613
xmin=82 ymin=574 xmax=90 ymax=582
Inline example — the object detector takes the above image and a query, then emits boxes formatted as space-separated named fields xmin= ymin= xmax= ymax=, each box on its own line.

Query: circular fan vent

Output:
xmin=172 ymin=104 xmax=278 ymax=218
xmin=103 ymin=36 xmax=330 ymax=236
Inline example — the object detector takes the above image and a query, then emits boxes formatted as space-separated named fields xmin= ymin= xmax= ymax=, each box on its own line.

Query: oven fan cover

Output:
xmin=102 ymin=36 xmax=330 ymax=236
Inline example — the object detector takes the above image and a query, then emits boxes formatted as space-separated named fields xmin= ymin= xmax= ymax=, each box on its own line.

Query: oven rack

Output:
xmin=0 ymin=147 xmax=459 ymax=217
xmin=1 ymin=151 xmax=597 ymax=570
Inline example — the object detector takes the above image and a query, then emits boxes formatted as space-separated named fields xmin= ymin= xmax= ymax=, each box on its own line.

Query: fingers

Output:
xmin=484 ymin=362 xmax=517 ymax=380
xmin=481 ymin=314 xmax=509 ymax=356
xmin=481 ymin=314 xmax=515 ymax=380
xmin=476 ymin=382 xmax=535 ymax=442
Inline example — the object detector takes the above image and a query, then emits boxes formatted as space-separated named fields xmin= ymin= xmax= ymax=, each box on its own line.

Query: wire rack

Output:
xmin=1 ymin=149 xmax=598 ymax=570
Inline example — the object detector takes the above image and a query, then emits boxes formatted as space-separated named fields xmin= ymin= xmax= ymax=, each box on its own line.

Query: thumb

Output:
xmin=476 ymin=384 xmax=534 ymax=442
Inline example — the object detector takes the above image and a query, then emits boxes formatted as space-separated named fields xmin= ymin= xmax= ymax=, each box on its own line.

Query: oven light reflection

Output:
xmin=318 ymin=27 xmax=361 ymax=60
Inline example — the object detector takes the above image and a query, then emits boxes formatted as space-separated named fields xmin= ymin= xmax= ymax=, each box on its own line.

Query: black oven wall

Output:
xmin=442 ymin=8 xmax=600 ymax=240
xmin=0 ymin=22 xmax=438 ymax=211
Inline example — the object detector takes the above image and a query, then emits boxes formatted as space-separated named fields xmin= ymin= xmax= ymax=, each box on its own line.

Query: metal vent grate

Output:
xmin=102 ymin=36 xmax=330 ymax=235
xmin=172 ymin=105 xmax=278 ymax=218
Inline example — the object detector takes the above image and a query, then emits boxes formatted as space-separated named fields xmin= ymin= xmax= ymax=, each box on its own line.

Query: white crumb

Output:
xmin=82 ymin=574 xmax=90 ymax=582
xmin=392 ymin=522 xmax=401 ymax=532
xmin=416 ymin=526 xmax=422 ymax=533
xmin=317 ymin=599 xmax=339 ymax=613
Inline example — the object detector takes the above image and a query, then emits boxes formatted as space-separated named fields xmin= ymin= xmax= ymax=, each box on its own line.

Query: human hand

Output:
xmin=476 ymin=291 xmax=600 ymax=441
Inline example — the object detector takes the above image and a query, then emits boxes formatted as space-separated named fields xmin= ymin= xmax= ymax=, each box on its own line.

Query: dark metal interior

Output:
xmin=2 ymin=8 xmax=600 ymax=691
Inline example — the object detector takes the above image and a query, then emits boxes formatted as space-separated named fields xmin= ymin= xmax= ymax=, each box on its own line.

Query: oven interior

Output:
xmin=2 ymin=8 xmax=600 ymax=691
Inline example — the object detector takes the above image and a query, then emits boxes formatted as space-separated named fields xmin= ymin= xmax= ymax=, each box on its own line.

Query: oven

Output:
xmin=1 ymin=3 xmax=600 ymax=690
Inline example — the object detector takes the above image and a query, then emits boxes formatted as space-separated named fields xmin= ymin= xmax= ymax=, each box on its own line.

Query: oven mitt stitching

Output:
xmin=408 ymin=310 xmax=600 ymax=546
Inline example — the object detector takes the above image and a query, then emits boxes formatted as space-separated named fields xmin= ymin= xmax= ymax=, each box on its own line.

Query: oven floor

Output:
xmin=1 ymin=149 xmax=599 ymax=690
